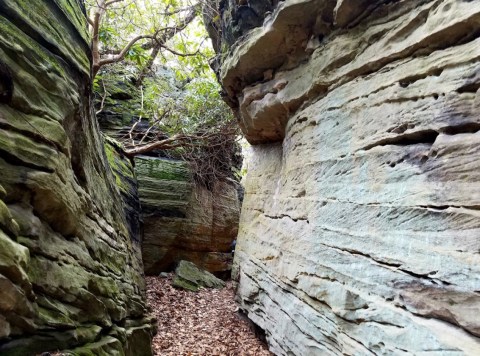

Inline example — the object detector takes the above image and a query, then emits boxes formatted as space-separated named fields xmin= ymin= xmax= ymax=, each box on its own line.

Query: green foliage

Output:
xmin=180 ymin=78 xmax=229 ymax=130
xmin=86 ymin=0 xmax=210 ymax=71
xmin=88 ymin=0 xmax=230 ymax=134
xmin=88 ymin=0 xmax=241 ymax=187
xmin=125 ymin=45 xmax=150 ymax=66
xmin=96 ymin=63 xmax=233 ymax=138
xmin=98 ymin=25 xmax=118 ymax=43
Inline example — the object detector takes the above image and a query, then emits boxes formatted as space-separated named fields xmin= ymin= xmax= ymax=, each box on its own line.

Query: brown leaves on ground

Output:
xmin=146 ymin=275 xmax=272 ymax=356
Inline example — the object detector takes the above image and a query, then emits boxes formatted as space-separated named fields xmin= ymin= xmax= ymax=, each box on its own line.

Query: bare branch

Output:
xmin=134 ymin=4 xmax=199 ymax=85
xmin=105 ymin=0 xmax=124 ymax=7
xmin=138 ymin=109 xmax=170 ymax=145
xmin=87 ymin=16 xmax=95 ymax=27
xmin=94 ymin=35 xmax=154 ymax=76
xmin=159 ymin=43 xmax=203 ymax=57
xmin=140 ymin=4 xmax=199 ymax=51
xmin=96 ymin=79 xmax=108 ymax=115
xmin=128 ymin=86 xmax=144 ymax=146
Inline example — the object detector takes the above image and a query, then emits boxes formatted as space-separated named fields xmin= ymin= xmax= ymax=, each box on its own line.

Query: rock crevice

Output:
xmin=137 ymin=157 xmax=240 ymax=276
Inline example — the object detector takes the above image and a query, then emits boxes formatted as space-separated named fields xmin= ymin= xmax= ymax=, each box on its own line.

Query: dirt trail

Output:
xmin=147 ymin=275 xmax=272 ymax=356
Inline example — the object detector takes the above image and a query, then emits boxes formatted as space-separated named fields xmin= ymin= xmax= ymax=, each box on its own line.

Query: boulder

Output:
xmin=172 ymin=260 xmax=226 ymax=292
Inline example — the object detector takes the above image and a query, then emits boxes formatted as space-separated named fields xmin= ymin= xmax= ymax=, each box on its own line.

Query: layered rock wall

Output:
xmin=136 ymin=157 xmax=239 ymax=275
xmin=0 ymin=1 xmax=153 ymax=354
xmin=218 ymin=0 xmax=480 ymax=354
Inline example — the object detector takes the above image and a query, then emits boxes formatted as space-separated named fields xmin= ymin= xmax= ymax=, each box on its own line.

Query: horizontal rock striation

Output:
xmin=136 ymin=157 xmax=240 ymax=276
xmin=0 ymin=1 xmax=153 ymax=354
xmin=217 ymin=0 xmax=480 ymax=354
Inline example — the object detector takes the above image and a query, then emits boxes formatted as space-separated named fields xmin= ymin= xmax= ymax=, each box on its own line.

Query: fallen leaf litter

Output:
xmin=147 ymin=274 xmax=272 ymax=356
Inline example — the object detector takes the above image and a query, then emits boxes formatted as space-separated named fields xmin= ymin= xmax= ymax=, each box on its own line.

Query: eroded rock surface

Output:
xmin=215 ymin=0 xmax=480 ymax=354
xmin=136 ymin=157 xmax=240 ymax=275
xmin=0 ymin=1 xmax=153 ymax=354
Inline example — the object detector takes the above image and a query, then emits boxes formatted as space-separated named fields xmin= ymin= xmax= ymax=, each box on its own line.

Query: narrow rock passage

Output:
xmin=146 ymin=275 xmax=272 ymax=355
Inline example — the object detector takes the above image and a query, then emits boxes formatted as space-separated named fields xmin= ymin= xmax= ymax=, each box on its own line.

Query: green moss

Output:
xmin=0 ymin=16 xmax=83 ymax=125
xmin=37 ymin=305 xmax=76 ymax=328
xmin=0 ymin=184 xmax=6 ymax=199
xmin=103 ymin=139 xmax=135 ymax=194
xmin=172 ymin=260 xmax=225 ymax=292
xmin=0 ymin=326 xmax=103 ymax=356
xmin=134 ymin=157 xmax=190 ymax=182
xmin=0 ymin=11 xmax=66 ymax=76
xmin=55 ymin=0 xmax=90 ymax=43
xmin=66 ymin=336 xmax=124 ymax=356
xmin=2 ymin=0 xmax=90 ymax=74
xmin=0 ymin=229 xmax=30 ymax=287
xmin=0 ymin=107 xmax=69 ymax=150
xmin=171 ymin=277 xmax=200 ymax=292
xmin=103 ymin=134 xmax=123 ymax=149
xmin=0 ymin=129 xmax=58 ymax=172
xmin=0 ymin=201 xmax=20 ymax=237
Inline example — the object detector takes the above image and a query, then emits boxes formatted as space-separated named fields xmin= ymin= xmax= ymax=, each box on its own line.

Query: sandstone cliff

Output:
xmin=215 ymin=0 xmax=480 ymax=354
xmin=0 ymin=1 xmax=153 ymax=354
xmin=137 ymin=157 xmax=239 ymax=276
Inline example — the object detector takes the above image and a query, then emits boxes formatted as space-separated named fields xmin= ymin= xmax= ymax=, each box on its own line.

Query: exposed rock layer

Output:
xmin=136 ymin=157 xmax=239 ymax=275
xmin=0 ymin=1 xmax=153 ymax=354
xmin=217 ymin=0 xmax=480 ymax=354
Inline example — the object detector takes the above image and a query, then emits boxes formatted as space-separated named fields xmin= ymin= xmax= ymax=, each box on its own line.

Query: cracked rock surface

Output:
xmin=214 ymin=0 xmax=480 ymax=354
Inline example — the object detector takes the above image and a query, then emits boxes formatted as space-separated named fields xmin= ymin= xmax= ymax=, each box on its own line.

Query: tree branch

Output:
xmin=134 ymin=3 xmax=199 ymax=86
xmin=105 ymin=0 xmax=124 ymax=7
xmin=159 ymin=43 xmax=202 ymax=57
xmin=92 ymin=3 xmax=199 ymax=79
xmin=95 ymin=79 xmax=108 ymax=115
xmin=94 ymin=35 xmax=154 ymax=76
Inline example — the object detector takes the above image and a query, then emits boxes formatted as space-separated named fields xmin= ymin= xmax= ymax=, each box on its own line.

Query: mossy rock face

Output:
xmin=63 ymin=336 xmax=124 ymax=356
xmin=0 ymin=0 xmax=152 ymax=354
xmin=135 ymin=156 xmax=190 ymax=182
xmin=172 ymin=260 xmax=226 ymax=292
xmin=95 ymin=64 xmax=181 ymax=137
xmin=104 ymin=139 xmax=141 ymax=243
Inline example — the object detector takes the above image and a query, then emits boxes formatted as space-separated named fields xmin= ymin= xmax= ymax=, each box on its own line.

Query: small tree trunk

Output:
xmin=91 ymin=1 xmax=106 ymax=78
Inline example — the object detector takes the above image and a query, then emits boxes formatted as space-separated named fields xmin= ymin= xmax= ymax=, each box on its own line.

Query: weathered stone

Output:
xmin=124 ymin=324 xmax=156 ymax=356
xmin=0 ymin=0 xmax=153 ymax=354
xmin=104 ymin=139 xmax=142 ymax=243
xmin=333 ymin=0 xmax=371 ymax=27
xmin=0 ymin=326 xmax=103 ymax=356
xmin=136 ymin=157 xmax=239 ymax=275
xmin=0 ymin=200 xmax=19 ymax=237
xmin=215 ymin=0 xmax=480 ymax=354
xmin=0 ymin=184 xmax=7 ymax=200
xmin=172 ymin=260 xmax=226 ymax=292
xmin=0 ymin=229 xmax=31 ymax=298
